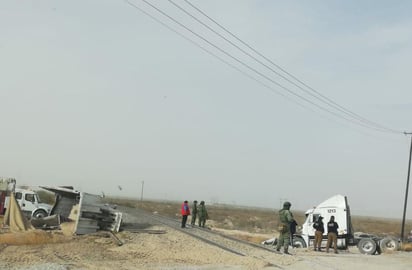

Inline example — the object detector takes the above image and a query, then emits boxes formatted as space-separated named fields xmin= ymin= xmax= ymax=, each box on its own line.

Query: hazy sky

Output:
xmin=1 ymin=0 xmax=412 ymax=219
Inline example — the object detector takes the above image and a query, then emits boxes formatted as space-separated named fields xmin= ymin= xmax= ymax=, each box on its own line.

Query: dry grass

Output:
xmin=107 ymin=197 xmax=412 ymax=240
xmin=353 ymin=216 xmax=402 ymax=237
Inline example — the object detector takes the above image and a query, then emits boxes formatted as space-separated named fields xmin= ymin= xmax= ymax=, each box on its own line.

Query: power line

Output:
xmin=133 ymin=0 xmax=400 ymax=134
xmin=123 ymin=0 xmax=402 ymax=142
xmin=171 ymin=0 xmax=389 ymax=131
xmin=180 ymin=0 xmax=403 ymax=135
xmin=124 ymin=0 xmax=355 ymax=124
xmin=125 ymin=0 xmax=405 ymax=136
xmin=123 ymin=0 xmax=307 ymax=108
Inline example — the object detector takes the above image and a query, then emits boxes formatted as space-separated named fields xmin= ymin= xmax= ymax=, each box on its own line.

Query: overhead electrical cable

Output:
xmin=169 ymin=0 xmax=392 ymax=132
xmin=135 ymin=0 xmax=401 ymax=133
xmin=123 ymin=0 xmax=400 ymax=140
xmin=180 ymin=0 xmax=403 ymax=134
xmin=123 ymin=0 xmax=310 ymax=110
xmin=125 ymin=0 xmax=405 ymax=135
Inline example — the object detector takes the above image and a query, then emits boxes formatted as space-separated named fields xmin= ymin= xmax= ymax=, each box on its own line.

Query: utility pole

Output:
xmin=401 ymin=132 xmax=412 ymax=242
xmin=140 ymin=180 xmax=144 ymax=201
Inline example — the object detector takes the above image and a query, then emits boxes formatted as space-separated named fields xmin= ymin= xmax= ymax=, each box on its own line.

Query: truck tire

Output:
xmin=358 ymin=238 xmax=377 ymax=255
xmin=380 ymin=237 xmax=399 ymax=252
xmin=33 ymin=209 xmax=48 ymax=219
xmin=292 ymin=236 xmax=307 ymax=248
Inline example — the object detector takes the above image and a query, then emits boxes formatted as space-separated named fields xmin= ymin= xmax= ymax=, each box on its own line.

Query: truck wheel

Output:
xmin=33 ymin=209 xmax=48 ymax=219
xmin=358 ymin=238 xmax=377 ymax=255
xmin=292 ymin=237 xmax=307 ymax=248
xmin=380 ymin=237 xmax=399 ymax=252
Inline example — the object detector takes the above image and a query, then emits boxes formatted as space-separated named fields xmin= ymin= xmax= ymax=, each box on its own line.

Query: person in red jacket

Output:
xmin=181 ymin=200 xmax=191 ymax=228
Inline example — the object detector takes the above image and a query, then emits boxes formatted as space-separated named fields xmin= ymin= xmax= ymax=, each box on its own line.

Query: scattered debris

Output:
xmin=108 ymin=231 xmax=123 ymax=246
xmin=40 ymin=186 xmax=123 ymax=235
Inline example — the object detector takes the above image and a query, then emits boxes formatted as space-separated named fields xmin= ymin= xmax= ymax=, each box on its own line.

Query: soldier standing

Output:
xmin=190 ymin=200 xmax=198 ymax=226
xmin=276 ymin=201 xmax=294 ymax=255
xmin=197 ymin=201 xmax=208 ymax=228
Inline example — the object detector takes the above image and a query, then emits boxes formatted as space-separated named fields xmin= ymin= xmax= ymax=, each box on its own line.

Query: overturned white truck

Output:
xmin=39 ymin=186 xmax=122 ymax=235
xmin=263 ymin=195 xmax=399 ymax=255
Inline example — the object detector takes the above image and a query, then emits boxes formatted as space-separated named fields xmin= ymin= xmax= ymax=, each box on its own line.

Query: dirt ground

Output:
xmin=0 ymin=224 xmax=411 ymax=270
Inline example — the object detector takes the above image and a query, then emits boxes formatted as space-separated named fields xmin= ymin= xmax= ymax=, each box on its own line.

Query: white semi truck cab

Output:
xmin=297 ymin=194 xmax=355 ymax=249
xmin=0 ymin=188 xmax=52 ymax=219
xmin=1 ymin=178 xmax=52 ymax=219
xmin=11 ymin=188 xmax=52 ymax=219
xmin=263 ymin=194 xmax=399 ymax=254
xmin=294 ymin=194 xmax=399 ymax=254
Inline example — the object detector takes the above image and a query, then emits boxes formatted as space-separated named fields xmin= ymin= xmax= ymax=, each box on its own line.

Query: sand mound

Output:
xmin=0 ymin=230 xmax=69 ymax=245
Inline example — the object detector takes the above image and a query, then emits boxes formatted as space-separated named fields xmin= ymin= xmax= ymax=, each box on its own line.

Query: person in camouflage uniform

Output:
xmin=276 ymin=201 xmax=294 ymax=255
xmin=197 ymin=201 xmax=208 ymax=228
xmin=190 ymin=200 xmax=198 ymax=226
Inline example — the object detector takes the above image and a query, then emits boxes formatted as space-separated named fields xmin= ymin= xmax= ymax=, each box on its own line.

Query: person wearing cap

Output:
xmin=181 ymin=200 xmax=191 ymax=228
xmin=326 ymin=215 xmax=339 ymax=254
xmin=190 ymin=200 xmax=198 ymax=226
xmin=276 ymin=201 xmax=294 ymax=255
xmin=313 ymin=216 xmax=325 ymax=251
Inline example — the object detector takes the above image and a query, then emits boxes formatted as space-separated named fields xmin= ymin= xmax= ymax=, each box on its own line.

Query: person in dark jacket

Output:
xmin=326 ymin=215 xmax=339 ymax=253
xmin=290 ymin=219 xmax=298 ymax=235
xmin=181 ymin=200 xmax=191 ymax=228
xmin=313 ymin=216 xmax=324 ymax=251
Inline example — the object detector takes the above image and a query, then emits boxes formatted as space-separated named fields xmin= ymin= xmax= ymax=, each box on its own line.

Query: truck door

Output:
xmin=15 ymin=191 xmax=37 ymax=213
xmin=22 ymin=192 xmax=37 ymax=212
